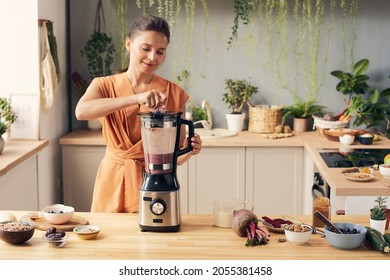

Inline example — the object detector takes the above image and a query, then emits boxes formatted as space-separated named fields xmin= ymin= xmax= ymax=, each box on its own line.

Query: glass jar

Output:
xmin=312 ymin=197 xmax=330 ymax=227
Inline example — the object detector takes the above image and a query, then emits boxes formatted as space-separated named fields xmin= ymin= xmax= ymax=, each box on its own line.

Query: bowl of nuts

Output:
xmin=42 ymin=204 xmax=74 ymax=225
xmin=0 ymin=221 xmax=35 ymax=245
xmin=42 ymin=227 xmax=68 ymax=247
xmin=283 ymin=223 xmax=312 ymax=245
xmin=73 ymin=225 xmax=100 ymax=240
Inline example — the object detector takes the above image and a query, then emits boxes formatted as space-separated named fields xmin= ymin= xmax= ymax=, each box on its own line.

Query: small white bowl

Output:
xmin=284 ymin=224 xmax=312 ymax=245
xmin=42 ymin=204 xmax=74 ymax=225
xmin=379 ymin=164 xmax=390 ymax=178
xmin=339 ymin=134 xmax=354 ymax=145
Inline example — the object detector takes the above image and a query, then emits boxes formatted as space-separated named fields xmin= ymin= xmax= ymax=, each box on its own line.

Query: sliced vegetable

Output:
xmin=365 ymin=227 xmax=390 ymax=253
xmin=261 ymin=216 xmax=293 ymax=228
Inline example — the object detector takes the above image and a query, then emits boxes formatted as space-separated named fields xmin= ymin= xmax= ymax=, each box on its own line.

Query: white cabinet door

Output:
xmin=188 ymin=147 xmax=246 ymax=214
xmin=0 ymin=156 xmax=39 ymax=210
xmin=62 ymin=145 xmax=105 ymax=212
xmin=246 ymin=147 xmax=303 ymax=215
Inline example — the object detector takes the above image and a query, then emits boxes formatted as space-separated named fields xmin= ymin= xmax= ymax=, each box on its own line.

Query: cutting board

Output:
xmin=20 ymin=214 xmax=89 ymax=231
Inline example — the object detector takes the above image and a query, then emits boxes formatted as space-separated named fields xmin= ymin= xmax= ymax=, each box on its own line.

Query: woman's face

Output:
xmin=126 ymin=30 xmax=169 ymax=74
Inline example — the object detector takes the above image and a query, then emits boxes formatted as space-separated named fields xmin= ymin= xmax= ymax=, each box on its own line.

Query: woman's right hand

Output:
xmin=137 ymin=90 xmax=167 ymax=109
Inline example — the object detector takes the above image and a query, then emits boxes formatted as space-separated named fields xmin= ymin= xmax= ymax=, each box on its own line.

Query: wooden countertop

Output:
xmin=0 ymin=212 xmax=388 ymax=260
xmin=303 ymin=133 xmax=390 ymax=196
xmin=0 ymin=139 xmax=49 ymax=176
xmin=59 ymin=129 xmax=307 ymax=147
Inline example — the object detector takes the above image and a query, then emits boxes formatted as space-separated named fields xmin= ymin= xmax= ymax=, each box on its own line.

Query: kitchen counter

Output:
xmin=0 ymin=139 xmax=49 ymax=176
xmin=59 ymin=129 xmax=306 ymax=147
xmin=303 ymin=133 xmax=390 ymax=196
xmin=0 ymin=212 xmax=388 ymax=260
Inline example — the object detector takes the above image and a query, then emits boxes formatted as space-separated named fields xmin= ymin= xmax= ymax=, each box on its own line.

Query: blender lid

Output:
xmin=138 ymin=111 xmax=181 ymax=128
xmin=137 ymin=111 xmax=180 ymax=118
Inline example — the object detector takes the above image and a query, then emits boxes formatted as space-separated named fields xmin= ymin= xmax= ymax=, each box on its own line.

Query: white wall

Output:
xmin=37 ymin=0 xmax=68 ymax=208
xmin=0 ymin=0 xmax=68 ymax=210
xmin=69 ymin=0 xmax=390 ymax=130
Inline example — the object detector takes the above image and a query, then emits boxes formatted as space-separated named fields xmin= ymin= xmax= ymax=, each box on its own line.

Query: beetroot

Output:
xmin=232 ymin=209 xmax=270 ymax=247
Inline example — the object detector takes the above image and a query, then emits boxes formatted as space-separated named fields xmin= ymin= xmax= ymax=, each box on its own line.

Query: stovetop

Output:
xmin=318 ymin=148 xmax=390 ymax=168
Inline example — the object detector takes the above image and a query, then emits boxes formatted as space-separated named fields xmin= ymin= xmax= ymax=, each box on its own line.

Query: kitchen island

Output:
xmin=0 ymin=212 xmax=388 ymax=260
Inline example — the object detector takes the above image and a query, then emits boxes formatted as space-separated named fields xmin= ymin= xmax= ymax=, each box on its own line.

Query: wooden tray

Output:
xmin=20 ymin=214 xmax=89 ymax=231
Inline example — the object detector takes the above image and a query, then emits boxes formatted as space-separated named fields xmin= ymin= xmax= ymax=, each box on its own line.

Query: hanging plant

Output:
xmin=200 ymin=0 xmax=210 ymax=78
xmin=71 ymin=0 xmax=115 ymax=96
xmin=109 ymin=0 xmax=128 ymax=70
xmin=227 ymin=0 xmax=256 ymax=49
xmin=81 ymin=32 xmax=115 ymax=80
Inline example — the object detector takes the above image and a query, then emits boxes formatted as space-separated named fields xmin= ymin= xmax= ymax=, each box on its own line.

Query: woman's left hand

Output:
xmin=190 ymin=133 xmax=202 ymax=155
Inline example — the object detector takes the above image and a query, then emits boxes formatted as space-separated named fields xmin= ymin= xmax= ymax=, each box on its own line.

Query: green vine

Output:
xmin=200 ymin=0 xmax=210 ymax=78
xmin=227 ymin=0 xmax=256 ymax=50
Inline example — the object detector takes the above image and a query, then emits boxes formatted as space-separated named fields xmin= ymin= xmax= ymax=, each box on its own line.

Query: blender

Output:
xmin=138 ymin=111 xmax=194 ymax=232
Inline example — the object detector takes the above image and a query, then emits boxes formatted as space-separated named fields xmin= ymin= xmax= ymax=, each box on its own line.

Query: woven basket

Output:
xmin=248 ymin=103 xmax=283 ymax=133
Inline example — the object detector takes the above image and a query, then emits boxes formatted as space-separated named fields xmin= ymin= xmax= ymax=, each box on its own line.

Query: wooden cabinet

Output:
xmin=187 ymin=147 xmax=246 ymax=214
xmin=62 ymin=145 xmax=105 ymax=212
xmin=246 ymin=147 xmax=303 ymax=215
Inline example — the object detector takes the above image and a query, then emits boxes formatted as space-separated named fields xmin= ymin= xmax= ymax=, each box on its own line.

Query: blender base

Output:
xmin=139 ymin=224 xmax=181 ymax=232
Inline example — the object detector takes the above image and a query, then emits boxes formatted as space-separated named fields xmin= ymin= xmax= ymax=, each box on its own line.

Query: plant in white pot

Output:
xmin=370 ymin=196 xmax=388 ymax=235
xmin=0 ymin=97 xmax=18 ymax=154
xmin=222 ymin=78 xmax=258 ymax=132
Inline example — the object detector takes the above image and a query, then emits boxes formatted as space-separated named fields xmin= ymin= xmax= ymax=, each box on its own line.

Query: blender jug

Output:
xmin=139 ymin=111 xmax=194 ymax=174
xmin=137 ymin=111 xmax=194 ymax=232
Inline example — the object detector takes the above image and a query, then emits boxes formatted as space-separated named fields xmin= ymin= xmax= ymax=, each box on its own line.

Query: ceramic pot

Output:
xmin=226 ymin=113 xmax=245 ymax=132
xmin=87 ymin=119 xmax=102 ymax=131
xmin=370 ymin=218 xmax=386 ymax=235
xmin=0 ymin=135 xmax=4 ymax=154
xmin=293 ymin=117 xmax=309 ymax=132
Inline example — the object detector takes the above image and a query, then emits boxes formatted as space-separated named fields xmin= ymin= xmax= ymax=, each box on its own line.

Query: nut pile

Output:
xmin=284 ymin=223 xmax=311 ymax=232
xmin=0 ymin=221 xmax=34 ymax=232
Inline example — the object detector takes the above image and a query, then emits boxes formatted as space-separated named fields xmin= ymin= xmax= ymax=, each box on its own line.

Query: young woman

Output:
xmin=75 ymin=15 xmax=202 ymax=213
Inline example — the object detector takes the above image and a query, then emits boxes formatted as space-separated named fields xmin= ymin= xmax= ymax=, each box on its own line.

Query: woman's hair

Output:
xmin=128 ymin=14 xmax=170 ymax=43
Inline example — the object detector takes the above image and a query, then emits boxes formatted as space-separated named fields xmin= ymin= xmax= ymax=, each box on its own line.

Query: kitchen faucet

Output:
xmin=193 ymin=100 xmax=213 ymax=130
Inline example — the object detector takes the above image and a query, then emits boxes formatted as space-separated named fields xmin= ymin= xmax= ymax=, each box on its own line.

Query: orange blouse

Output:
xmin=90 ymin=72 xmax=188 ymax=212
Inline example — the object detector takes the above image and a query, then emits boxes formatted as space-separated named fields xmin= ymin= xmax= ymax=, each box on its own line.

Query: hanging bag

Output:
xmin=40 ymin=21 xmax=59 ymax=112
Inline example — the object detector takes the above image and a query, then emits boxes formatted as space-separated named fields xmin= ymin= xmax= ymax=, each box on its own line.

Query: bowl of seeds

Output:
xmin=0 ymin=221 xmax=35 ymax=244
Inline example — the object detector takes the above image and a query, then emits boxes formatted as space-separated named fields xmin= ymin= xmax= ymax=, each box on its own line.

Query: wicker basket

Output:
xmin=248 ymin=103 xmax=283 ymax=133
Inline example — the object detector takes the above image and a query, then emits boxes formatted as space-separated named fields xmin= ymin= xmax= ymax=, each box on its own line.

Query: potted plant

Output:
xmin=0 ymin=97 xmax=18 ymax=154
xmin=187 ymin=103 xmax=208 ymax=129
xmin=370 ymin=196 xmax=388 ymax=235
xmin=331 ymin=59 xmax=390 ymax=137
xmin=282 ymin=98 xmax=325 ymax=132
xmin=222 ymin=78 xmax=258 ymax=132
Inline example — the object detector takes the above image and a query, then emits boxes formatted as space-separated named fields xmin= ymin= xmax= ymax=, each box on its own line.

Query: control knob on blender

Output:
xmin=150 ymin=199 xmax=167 ymax=215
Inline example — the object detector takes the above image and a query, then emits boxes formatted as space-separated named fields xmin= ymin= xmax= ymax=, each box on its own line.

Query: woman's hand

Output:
xmin=190 ymin=133 xmax=202 ymax=155
xmin=137 ymin=90 xmax=167 ymax=109
xmin=183 ymin=133 xmax=202 ymax=156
